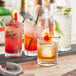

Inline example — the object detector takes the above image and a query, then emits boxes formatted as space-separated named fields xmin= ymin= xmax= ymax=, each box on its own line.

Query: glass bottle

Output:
xmin=35 ymin=0 xmax=42 ymax=20
xmin=0 ymin=0 xmax=11 ymax=44
xmin=39 ymin=7 xmax=54 ymax=37
xmin=20 ymin=0 xmax=32 ymax=20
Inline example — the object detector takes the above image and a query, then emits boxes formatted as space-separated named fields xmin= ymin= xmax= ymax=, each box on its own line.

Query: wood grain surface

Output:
xmin=19 ymin=55 xmax=76 ymax=76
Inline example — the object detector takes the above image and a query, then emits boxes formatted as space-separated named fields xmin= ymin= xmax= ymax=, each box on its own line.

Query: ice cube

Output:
xmin=41 ymin=47 xmax=54 ymax=57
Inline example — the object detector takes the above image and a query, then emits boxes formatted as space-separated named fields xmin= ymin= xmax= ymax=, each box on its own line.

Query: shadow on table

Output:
xmin=62 ymin=69 xmax=76 ymax=76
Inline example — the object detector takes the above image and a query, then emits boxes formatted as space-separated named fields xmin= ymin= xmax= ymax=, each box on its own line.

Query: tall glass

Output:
xmin=5 ymin=20 xmax=23 ymax=58
xmin=24 ymin=21 xmax=41 ymax=56
xmin=54 ymin=11 xmax=71 ymax=51
xmin=37 ymin=37 xmax=58 ymax=66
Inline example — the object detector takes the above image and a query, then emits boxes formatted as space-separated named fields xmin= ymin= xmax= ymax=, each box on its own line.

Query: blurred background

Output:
xmin=5 ymin=0 xmax=75 ymax=34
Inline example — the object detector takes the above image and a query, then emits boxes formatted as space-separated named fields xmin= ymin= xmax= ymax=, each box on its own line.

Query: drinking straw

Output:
xmin=34 ymin=11 xmax=40 ymax=25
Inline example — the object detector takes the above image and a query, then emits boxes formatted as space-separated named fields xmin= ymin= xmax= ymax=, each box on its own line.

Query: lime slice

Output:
xmin=41 ymin=28 xmax=49 ymax=37
xmin=54 ymin=20 xmax=63 ymax=34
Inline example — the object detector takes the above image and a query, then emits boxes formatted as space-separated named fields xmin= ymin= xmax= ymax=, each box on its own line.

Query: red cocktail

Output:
xmin=5 ymin=19 xmax=22 ymax=58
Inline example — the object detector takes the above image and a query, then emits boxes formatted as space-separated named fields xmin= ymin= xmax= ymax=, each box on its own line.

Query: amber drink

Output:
xmin=37 ymin=37 xmax=58 ymax=66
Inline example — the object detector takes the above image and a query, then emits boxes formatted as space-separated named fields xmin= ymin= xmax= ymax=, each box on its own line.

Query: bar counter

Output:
xmin=19 ymin=35 xmax=76 ymax=76
xmin=0 ymin=35 xmax=76 ymax=76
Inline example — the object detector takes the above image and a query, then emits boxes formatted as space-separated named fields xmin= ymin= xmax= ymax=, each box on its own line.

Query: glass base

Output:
xmin=5 ymin=51 xmax=22 ymax=58
xmin=38 ymin=59 xmax=57 ymax=66
xmin=59 ymin=46 xmax=71 ymax=51
xmin=24 ymin=50 xmax=37 ymax=56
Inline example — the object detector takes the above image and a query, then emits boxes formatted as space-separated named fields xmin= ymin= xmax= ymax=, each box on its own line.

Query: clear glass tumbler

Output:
xmin=24 ymin=21 xmax=41 ymax=56
xmin=37 ymin=37 xmax=58 ymax=66
xmin=5 ymin=20 xmax=23 ymax=58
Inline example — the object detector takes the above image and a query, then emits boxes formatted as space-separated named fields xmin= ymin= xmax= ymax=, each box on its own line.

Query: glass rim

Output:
xmin=37 ymin=36 xmax=59 ymax=43
xmin=37 ymin=38 xmax=58 ymax=44
xmin=6 ymin=20 xmax=23 ymax=25
xmin=28 ymin=36 xmax=61 ymax=38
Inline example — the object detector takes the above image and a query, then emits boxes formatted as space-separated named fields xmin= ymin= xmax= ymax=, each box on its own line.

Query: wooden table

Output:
xmin=19 ymin=35 xmax=76 ymax=76
xmin=19 ymin=55 xmax=76 ymax=76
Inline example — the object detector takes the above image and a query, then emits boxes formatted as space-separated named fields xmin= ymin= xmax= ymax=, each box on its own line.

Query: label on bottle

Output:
xmin=0 ymin=16 xmax=11 ymax=44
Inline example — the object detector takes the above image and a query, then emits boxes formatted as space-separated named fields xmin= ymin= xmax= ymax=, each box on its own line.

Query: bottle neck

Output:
xmin=21 ymin=0 xmax=25 ymax=12
xmin=38 ymin=0 xmax=42 ymax=5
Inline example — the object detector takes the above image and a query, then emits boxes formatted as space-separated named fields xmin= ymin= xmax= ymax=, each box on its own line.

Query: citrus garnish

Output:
xmin=41 ymin=28 xmax=49 ymax=37
xmin=11 ymin=10 xmax=14 ymax=19
xmin=11 ymin=10 xmax=18 ymax=20
xmin=54 ymin=20 xmax=63 ymax=34
xmin=44 ymin=32 xmax=52 ymax=42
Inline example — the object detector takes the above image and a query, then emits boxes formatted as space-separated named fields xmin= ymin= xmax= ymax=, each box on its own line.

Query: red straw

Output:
xmin=14 ymin=12 xmax=18 ymax=20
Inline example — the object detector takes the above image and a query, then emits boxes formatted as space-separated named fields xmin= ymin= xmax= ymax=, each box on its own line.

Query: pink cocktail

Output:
xmin=5 ymin=20 xmax=22 ymax=58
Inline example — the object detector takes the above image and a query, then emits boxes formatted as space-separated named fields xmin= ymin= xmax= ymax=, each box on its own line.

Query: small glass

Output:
xmin=5 ymin=20 xmax=23 ymax=58
xmin=24 ymin=21 xmax=41 ymax=56
xmin=37 ymin=37 xmax=58 ymax=66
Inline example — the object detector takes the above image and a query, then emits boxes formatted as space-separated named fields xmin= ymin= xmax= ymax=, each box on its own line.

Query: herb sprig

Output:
xmin=64 ymin=7 xmax=71 ymax=15
xmin=54 ymin=20 xmax=63 ymax=34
